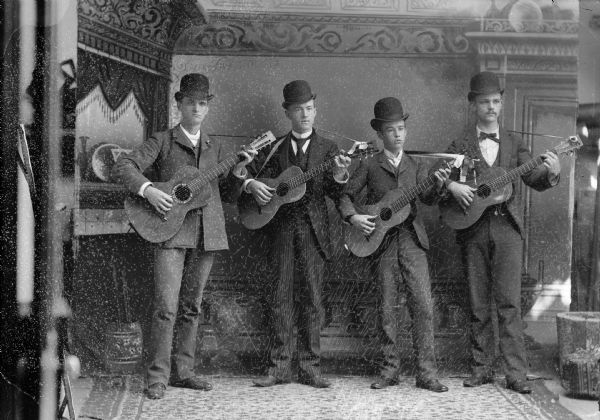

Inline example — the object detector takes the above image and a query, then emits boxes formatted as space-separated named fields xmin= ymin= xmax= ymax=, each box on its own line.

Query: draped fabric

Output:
xmin=77 ymin=49 xmax=170 ymax=133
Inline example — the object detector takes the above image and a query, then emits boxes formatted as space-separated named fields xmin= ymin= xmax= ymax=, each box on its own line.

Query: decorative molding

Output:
xmin=78 ymin=0 xmax=174 ymax=48
xmin=79 ymin=16 xmax=172 ymax=75
xmin=506 ymin=57 xmax=577 ymax=74
xmin=274 ymin=0 xmax=332 ymax=8
xmin=208 ymin=0 xmax=265 ymax=7
xmin=466 ymin=18 xmax=578 ymax=77
xmin=472 ymin=38 xmax=577 ymax=58
xmin=408 ymin=0 xmax=452 ymax=10
xmin=483 ymin=19 xmax=578 ymax=34
xmin=340 ymin=0 xmax=396 ymax=11
xmin=78 ymin=0 xmax=208 ymax=75
xmin=174 ymin=12 xmax=473 ymax=57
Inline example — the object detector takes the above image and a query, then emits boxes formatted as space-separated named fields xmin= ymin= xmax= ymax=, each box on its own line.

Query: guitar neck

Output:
xmin=188 ymin=155 xmax=240 ymax=193
xmin=388 ymin=173 xmax=438 ymax=214
xmin=287 ymin=158 xmax=337 ymax=189
xmin=485 ymin=147 xmax=555 ymax=191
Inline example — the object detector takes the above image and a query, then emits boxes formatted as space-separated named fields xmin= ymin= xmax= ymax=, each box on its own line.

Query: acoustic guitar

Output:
xmin=238 ymin=142 xmax=377 ymax=230
xmin=344 ymin=162 xmax=452 ymax=258
xmin=124 ymin=131 xmax=276 ymax=243
xmin=439 ymin=135 xmax=582 ymax=230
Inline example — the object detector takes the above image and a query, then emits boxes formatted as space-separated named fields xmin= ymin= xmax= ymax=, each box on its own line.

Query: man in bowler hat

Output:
xmin=443 ymin=71 xmax=561 ymax=394
xmin=113 ymin=73 xmax=255 ymax=399
xmin=338 ymin=97 xmax=450 ymax=392
xmin=241 ymin=80 xmax=351 ymax=388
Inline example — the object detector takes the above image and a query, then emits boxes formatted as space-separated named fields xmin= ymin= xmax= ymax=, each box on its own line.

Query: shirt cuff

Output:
xmin=139 ymin=182 xmax=153 ymax=197
xmin=241 ymin=178 xmax=254 ymax=193
xmin=233 ymin=165 xmax=248 ymax=180
xmin=333 ymin=168 xmax=349 ymax=184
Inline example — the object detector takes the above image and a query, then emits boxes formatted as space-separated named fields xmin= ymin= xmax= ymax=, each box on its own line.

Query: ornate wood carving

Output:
xmin=78 ymin=0 xmax=207 ymax=75
xmin=174 ymin=12 xmax=472 ymax=57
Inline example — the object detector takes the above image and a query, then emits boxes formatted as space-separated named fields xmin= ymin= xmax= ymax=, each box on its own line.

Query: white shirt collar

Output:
xmin=180 ymin=124 xmax=201 ymax=146
xmin=384 ymin=149 xmax=403 ymax=167
xmin=291 ymin=130 xmax=313 ymax=140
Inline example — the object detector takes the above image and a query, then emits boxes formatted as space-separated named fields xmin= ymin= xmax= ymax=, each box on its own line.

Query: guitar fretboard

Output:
xmin=185 ymin=156 xmax=240 ymax=194
xmin=485 ymin=146 xmax=557 ymax=192
xmin=287 ymin=158 xmax=338 ymax=190
xmin=378 ymin=173 xmax=438 ymax=219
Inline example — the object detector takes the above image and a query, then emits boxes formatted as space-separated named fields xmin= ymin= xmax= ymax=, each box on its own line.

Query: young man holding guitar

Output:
xmin=338 ymin=97 xmax=450 ymax=392
xmin=113 ymin=73 xmax=257 ymax=399
xmin=242 ymin=80 xmax=351 ymax=388
xmin=443 ymin=71 xmax=561 ymax=394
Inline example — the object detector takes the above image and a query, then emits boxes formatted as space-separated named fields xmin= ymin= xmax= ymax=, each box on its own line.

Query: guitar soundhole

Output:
xmin=477 ymin=184 xmax=491 ymax=199
xmin=277 ymin=183 xmax=289 ymax=197
xmin=380 ymin=207 xmax=392 ymax=221
xmin=173 ymin=184 xmax=192 ymax=203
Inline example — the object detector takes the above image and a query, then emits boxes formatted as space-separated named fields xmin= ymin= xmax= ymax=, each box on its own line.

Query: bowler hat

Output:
xmin=282 ymin=80 xmax=316 ymax=108
xmin=370 ymin=97 xmax=409 ymax=131
xmin=467 ymin=71 xmax=504 ymax=102
xmin=175 ymin=73 xmax=214 ymax=102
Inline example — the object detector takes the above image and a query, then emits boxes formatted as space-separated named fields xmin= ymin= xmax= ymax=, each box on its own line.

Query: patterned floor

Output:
xmin=78 ymin=374 xmax=580 ymax=420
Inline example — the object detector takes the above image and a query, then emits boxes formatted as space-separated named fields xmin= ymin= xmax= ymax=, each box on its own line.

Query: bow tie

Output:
xmin=478 ymin=131 xmax=499 ymax=142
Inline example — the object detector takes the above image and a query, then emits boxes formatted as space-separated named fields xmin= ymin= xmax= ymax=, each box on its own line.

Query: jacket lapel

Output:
xmin=395 ymin=153 xmax=411 ymax=187
xmin=377 ymin=151 xmax=396 ymax=177
xmin=174 ymin=125 xmax=197 ymax=152
xmin=466 ymin=129 xmax=486 ymax=163
xmin=307 ymin=131 xmax=323 ymax=170
xmin=199 ymin=131 xmax=212 ymax=153
xmin=498 ymin=127 xmax=513 ymax=168
xmin=279 ymin=132 xmax=293 ymax=169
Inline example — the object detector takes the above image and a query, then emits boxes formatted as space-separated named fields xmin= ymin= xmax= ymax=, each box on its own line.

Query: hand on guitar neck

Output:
xmin=247 ymin=148 xmax=354 ymax=207
xmin=447 ymin=149 xmax=561 ymax=213
xmin=143 ymin=147 xmax=259 ymax=216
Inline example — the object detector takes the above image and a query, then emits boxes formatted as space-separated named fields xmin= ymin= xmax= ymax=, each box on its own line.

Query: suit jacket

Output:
xmin=112 ymin=125 xmax=240 ymax=250
xmin=338 ymin=151 xmax=440 ymax=250
xmin=243 ymin=130 xmax=344 ymax=260
xmin=444 ymin=126 xmax=557 ymax=237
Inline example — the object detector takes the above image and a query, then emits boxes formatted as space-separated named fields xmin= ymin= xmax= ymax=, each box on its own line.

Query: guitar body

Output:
xmin=239 ymin=166 xmax=306 ymax=230
xmin=344 ymin=189 xmax=412 ymax=258
xmin=439 ymin=166 xmax=513 ymax=230
xmin=124 ymin=165 xmax=212 ymax=243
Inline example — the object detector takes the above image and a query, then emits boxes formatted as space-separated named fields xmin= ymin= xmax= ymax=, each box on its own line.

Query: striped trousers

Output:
xmin=267 ymin=209 xmax=325 ymax=381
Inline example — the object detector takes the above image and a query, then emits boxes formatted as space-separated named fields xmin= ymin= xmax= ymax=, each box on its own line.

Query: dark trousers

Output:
xmin=268 ymin=212 xmax=325 ymax=381
xmin=459 ymin=211 xmax=527 ymax=381
xmin=146 ymin=247 xmax=214 ymax=386
xmin=375 ymin=226 xmax=437 ymax=381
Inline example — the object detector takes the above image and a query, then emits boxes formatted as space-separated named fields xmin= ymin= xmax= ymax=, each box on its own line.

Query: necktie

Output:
xmin=294 ymin=136 xmax=308 ymax=160
xmin=478 ymin=131 xmax=499 ymax=142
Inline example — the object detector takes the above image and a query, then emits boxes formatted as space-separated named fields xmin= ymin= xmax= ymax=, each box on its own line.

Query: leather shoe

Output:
xmin=252 ymin=376 xmax=290 ymax=387
xmin=463 ymin=372 xmax=494 ymax=387
xmin=416 ymin=378 xmax=449 ymax=393
xmin=370 ymin=378 xmax=398 ymax=389
xmin=298 ymin=376 xmax=331 ymax=388
xmin=146 ymin=383 xmax=166 ymax=399
xmin=170 ymin=376 xmax=213 ymax=391
xmin=506 ymin=378 xmax=532 ymax=394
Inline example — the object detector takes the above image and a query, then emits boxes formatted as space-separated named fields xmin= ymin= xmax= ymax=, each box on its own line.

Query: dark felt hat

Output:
xmin=370 ymin=97 xmax=409 ymax=131
xmin=467 ymin=71 xmax=504 ymax=102
xmin=282 ymin=80 xmax=316 ymax=108
xmin=175 ymin=73 xmax=214 ymax=102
